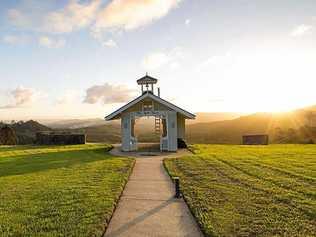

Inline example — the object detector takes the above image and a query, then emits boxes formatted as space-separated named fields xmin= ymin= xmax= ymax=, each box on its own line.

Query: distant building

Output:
xmin=242 ymin=134 xmax=269 ymax=145
xmin=36 ymin=131 xmax=85 ymax=145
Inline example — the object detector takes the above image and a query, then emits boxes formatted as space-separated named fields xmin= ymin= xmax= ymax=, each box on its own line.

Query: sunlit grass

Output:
xmin=164 ymin=144 xmax=316 ymax=237
xmin=0 ymin=144 xmax=134 ymax=236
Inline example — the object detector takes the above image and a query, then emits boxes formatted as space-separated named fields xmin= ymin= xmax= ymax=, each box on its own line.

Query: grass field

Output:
xmin=164 ymin=144 xmax=316 ymax=237
xmin=0 ymin=144 xmax=134 ymax=237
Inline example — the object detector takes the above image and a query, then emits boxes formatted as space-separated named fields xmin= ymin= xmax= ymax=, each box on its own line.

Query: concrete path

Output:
xmin=104 ymin=147 xmax=203 ymax=237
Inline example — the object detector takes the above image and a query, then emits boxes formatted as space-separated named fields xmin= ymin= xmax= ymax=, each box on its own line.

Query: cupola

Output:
xmin=137 ymin=74 xmax=158 ymax=95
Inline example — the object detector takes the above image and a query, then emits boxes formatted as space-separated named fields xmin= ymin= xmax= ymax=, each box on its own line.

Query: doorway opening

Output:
xmin=134 ymin=116 xmax=161 ymax=152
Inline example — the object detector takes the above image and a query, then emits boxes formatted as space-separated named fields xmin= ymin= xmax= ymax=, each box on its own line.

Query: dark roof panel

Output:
xmin=137 ymin=75 xmax=158 ymax=85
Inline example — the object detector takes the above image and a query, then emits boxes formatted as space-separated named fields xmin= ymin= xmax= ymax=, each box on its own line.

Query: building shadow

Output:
xmin=104 ymin=197 xmax=176 ymax=237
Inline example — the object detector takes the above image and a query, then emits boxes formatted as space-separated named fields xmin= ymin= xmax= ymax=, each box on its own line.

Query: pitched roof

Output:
xmin=105 ymin=92 xmax=195 ymax=120
xmin=137 ymin=75 xmax=158 ymax=85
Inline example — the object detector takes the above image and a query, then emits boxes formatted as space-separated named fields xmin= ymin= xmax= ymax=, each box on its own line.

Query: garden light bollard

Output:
xmin=173 ymin=177 xmax=181 ymax=198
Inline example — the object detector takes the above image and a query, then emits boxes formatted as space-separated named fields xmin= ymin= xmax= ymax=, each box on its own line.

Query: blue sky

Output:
xmin=1 ymin=0 xmax=316 ymax=119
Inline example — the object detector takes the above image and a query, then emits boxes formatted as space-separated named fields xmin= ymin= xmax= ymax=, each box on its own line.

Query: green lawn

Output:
xmin=164 ymin=144 xmax=316 ymax=237
xmin=0 ymin=144 xmax=134 ymax=237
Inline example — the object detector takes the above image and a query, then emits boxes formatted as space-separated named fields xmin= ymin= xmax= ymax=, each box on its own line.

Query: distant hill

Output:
xmin=75 ymin=108 xmax=316 ymax=144
xmin=38 ymin=112 xmax=242 ymax=143
xmin=79 ymin=106 xmax=316 ymax=144
xmin=41 ymin=118 xmax=109 ymax=129
xmin=187 ymin=109 xmax=316 ymax=144
xmin=0 ymin=120 xmax=51 ymax=144
xmin=82 ymin=123 xmax=121 ymax=143
xmin=187 ymin=112 xmax=243 ymax=124
xmin=41 ymin=113 xmax=243 ymax=129
xmin=2 ymin=105 xmax=316 ymax=145
xmin=81 ymin=118 xmax=158 ymax=143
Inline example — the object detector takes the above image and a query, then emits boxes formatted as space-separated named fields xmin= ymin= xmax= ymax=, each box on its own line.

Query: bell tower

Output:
xmin=137 ymin=74 xmax=158 ymax=95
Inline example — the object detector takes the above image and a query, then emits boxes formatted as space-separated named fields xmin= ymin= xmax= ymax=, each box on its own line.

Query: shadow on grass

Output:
xmin=0 ymin=148 xmax=118 ymax=178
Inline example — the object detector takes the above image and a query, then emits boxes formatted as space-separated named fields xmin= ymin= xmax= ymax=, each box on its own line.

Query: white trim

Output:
xmin=105 ymin=92 xmax=195 ymax=121
xmin=105 ymin=93 xmax=147 ymax=121
xmin=147 ymin=93 xmax=195 ymax=119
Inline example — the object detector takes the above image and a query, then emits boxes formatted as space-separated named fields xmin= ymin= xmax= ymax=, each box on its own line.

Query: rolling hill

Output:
xmin=3 ymin=106 xmax=316 ymax=145
xmin=0 ymin=120 xmax=51 ymax=144
xmin=41 ymin=112 xmax=242 ymax=128
xmin=187 ymin=112 xmax=243 ymax=124
xmin=41 ymin=118 xmax=107 ymax=129
xmin=186 ymin=109 xmax=316 ymax=144
xmin=79 ymin=107 xmax=316 ymax=144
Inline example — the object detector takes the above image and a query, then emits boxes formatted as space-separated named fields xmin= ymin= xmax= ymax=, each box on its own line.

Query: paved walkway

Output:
xmin=104 ymin=146 xmax=203 ymax=237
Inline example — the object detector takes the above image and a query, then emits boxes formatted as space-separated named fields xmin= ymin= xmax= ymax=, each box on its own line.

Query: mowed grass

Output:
xmin=0 ymin=144 xmax=134 ymax=237
xmin=164 ymin=144 xmax=316 ymax=237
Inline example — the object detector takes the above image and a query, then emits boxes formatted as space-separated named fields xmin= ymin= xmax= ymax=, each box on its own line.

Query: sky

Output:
xmin=1 ymin=0 xmax=316 ymax=120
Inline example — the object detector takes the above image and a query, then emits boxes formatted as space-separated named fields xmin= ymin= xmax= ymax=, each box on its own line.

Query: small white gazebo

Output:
xmin=105 ymin=75 xmax=195 ymax=152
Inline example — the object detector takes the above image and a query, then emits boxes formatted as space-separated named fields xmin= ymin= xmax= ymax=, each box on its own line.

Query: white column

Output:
xmin=167 ymin=111 xmax=177 ymax=151
xmin=121 ymin=113 xmax=131 ymax=151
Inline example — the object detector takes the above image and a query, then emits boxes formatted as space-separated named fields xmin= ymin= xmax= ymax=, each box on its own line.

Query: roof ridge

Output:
xmin=105 ymin=92 xmax=195 ymax=121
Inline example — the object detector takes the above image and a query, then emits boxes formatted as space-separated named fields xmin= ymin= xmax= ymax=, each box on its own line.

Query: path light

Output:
xmin=173 ymin=177 xmax=181 ymax=198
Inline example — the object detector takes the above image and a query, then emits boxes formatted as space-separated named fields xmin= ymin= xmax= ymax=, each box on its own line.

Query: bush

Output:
xmin=0 ymin=126 xmax=18 ymax=145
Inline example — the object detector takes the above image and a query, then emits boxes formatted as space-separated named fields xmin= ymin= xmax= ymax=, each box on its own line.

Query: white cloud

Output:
xmin=102 ymin=39 xmax=117 ymax=47
xmin=38 ymin=36 xmax=65 ymax=48
xmin=2 ymin=35 xmax=29 ymax=45
xmin=7 ymin=0 xmax=101 ymax=34
xmin=94 ymin=0 xmax=182 ymax=32
xmin=84 ymin=83 xmax=135 ymax=104
xmin=0 ymin=87 xmax=38 ymax=109
xmin=290 ymin=24 xmax=313 ymax=37
xmin=141 ymin=48 xmax=183 ymax=70
xmin=7 ymin=0 xmax=182 ymax=46
xmin=43 ymin=0 xmax=101 ymax=33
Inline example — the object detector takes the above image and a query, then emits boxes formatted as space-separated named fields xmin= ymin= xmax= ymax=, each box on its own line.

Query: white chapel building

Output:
xmin=105 ymin=75 xmax=195 ymax=152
